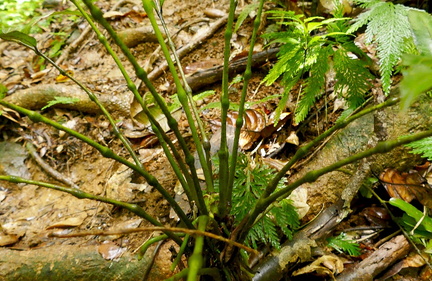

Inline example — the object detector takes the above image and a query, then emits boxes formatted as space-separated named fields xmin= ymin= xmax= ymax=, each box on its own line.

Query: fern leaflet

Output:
xmin=406 ymin=136 xmax=432 ymax=160
xmin=327 ymin=232 xmax=361 ymax=256
xmin=348 ymin=1 xmax=412 ymax=93
xmin=229 ymin=154 xmax=299 ymax=249
xmin=295 ymin=45 xmax=332 ymax=123
xmin=333 ymin=45 xmax=374 ymax=109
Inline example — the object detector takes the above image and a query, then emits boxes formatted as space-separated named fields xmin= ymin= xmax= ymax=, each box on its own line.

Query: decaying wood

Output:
xmin=0 ymin=245 xmax=170 ymax=281
xmin=252 ymin=199 xmax=345 ymax=281
xmin=144 ymin=14 xmax=229 ymax=82
xmin=118 ymin=26 xmax=160 ymax=47
xmin=337 ymin=235 xmax=411 ymax=281
xmin=3 ymin=84 xmax=131 ymax=116
xmin=183 ymin=47 xmax=279 ymax=92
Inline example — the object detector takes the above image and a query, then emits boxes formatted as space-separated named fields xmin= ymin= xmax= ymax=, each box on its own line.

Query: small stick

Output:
xmin=26 ymin=142 xmax=80 ymax=189
xmin=145 ymin=15 xmax=229 ymax=82
xmin=49 ymin=225 xmax=258 ymax=255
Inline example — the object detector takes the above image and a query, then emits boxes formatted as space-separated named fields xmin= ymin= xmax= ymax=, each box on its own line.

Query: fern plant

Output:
xmin=2 ymin=0 xmax=432 ymax=280
xmin=262 ymin=9 xmax=373 ymax=123
xmin=347 ymin=0 xmax=414 ymax=93
xmin=222 ymin=154 xmax=299 ymax=249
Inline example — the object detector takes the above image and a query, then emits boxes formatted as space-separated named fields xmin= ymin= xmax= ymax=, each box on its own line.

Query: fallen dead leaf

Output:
xmin=293 ymin=254 xmax=344 ymax=280
xmin=46 ymin=214 xmax=87 ymax=230
xmin=98 ymin=241 xmax=127 ymax=260
xmin=0 ymin=234 xmax=19 ymax=246
xmin=380 ymin=168 xmax=432 ymax=208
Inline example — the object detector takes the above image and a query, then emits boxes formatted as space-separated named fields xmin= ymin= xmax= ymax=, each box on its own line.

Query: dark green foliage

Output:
xmin=262 ymin=10 xmax=373 ymax=123
xmin=230 ymin=154 xmax=299 ymax=248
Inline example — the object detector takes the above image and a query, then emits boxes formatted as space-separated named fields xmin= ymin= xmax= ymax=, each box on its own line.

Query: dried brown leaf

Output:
xmin=98 ymin=241 xmax=126 ymax=260
xmin=46 ymin=215 xmax=87 ymax=230
xmin=0 ymin=234 xmax=19 ymax=246
xmin=293 ymin=255 xmax=344 ymax=279
xmin=379 ymin=168 xmax=432 ymax=208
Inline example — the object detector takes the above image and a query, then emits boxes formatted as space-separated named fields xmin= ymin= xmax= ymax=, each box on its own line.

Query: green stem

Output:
xmin=141 ymin=0 xmax=214 ymax=195
xmin=217 ymin=0 xmax=237 ymax=217
xmin=237 ymin=127 xmax=432 ymax=243
xmin=264 ymin=96 xmax=400 ymax=198
xmin=153 ymin=1 xmax=212 ymax=182
xmin=0 ymin=100 xmax=193 ymax=229
xmin=81 ymin=0 xmax=207 ymax=215
xmin=226 ymin=0 xmax=266 ymax=214
xmin=34 ymin=43 xmax=143 ymax=171
xmin=187 ymin=215 xmax=208 ymax=281
xmin=70 ymin=0 xmax=197 ymax=212
xmin=138 ymin=234 xmax=169 ymax=260
xmin=0 ymin=175 xmax=183 ymax=245
xmin=170 ymin=234 xmax=190 ymax=271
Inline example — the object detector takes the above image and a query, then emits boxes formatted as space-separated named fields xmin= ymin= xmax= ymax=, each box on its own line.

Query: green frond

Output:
xmin=295 ymin=46 xmax=331 ymax=123
xmin=263 ymin=44 xmax=302 ymax=86
xmin=271 ymin=199 xmax=299 ymax=240
xmin=327 ymin=232 xmax=361 ymax=256
xmin=273 ymin=75 xmax=300 ymax=125
xmin=234 ymin=2 xmax=260 ymax=33
xmin=352 ymin=0 xmax=386 ymax=9
xmin=333 ymin=46 xmax=373 ymax=109
xmin=248 ymin=216 xmax=280 ymax=248
xmin=406 ymin=136 xmax=432 ymax=160
xmin=228 ymin=154 xmax=299 ymax=249
xmin=348 ymin=1 xmax=412 ymax=93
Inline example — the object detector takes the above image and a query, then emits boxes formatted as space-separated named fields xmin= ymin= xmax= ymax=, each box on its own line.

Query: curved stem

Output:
xmin=0 ymin=100 xmax=193 ymax=229
xmin=264 ymin=96 xmax=400 ymax=198
xmin=226 ymin=0 xmax=266 ymax=215
xmin=71 ymin=0 xmax=198 ymax=217
xmin=0 ymin=175 xmax=183 ymax=245
xmin=80 ymin=0 xmax=203 ymax=213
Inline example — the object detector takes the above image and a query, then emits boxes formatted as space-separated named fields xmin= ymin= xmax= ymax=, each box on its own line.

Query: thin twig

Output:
xmin=26 ymin=142 xmax=80 ymax=189
xmin=144 ymin=15 xmax=228 ymax=82
xmin=49 ymin=225 xmax=258 ymax=255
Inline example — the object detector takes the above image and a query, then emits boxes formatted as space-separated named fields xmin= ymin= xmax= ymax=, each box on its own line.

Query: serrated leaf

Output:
xmin=406 ymin=136 xmax=432 ymax=160
xmin=0 ymin=31 xmax=37 ymax=49
xmin=408 ymin=10 xmax=432 ymax=56
xmin=307 ymin=22 xmax=325 ymax=32
xmin=347 ymin=1 xmax=412 ymax=93
xmin=234 ymin=3 xmax=259 ymax=33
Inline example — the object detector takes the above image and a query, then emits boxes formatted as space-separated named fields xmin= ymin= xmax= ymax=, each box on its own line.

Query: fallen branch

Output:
xmin=183 ymin=47 xmax=279 ymax=92
xmin=3 ymin=84 xmax=130 ymax=116
xmin=337 ymin=235 xmax=411 ymax=281
xmin=143 ymin=14 xmax=229 ymax=83
xmin=49 ymin=225 xmax=258 ymax=255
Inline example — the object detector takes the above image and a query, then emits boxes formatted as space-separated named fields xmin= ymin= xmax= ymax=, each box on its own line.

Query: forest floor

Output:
xmin=1 ymin=0 xmax=432 ymax=280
